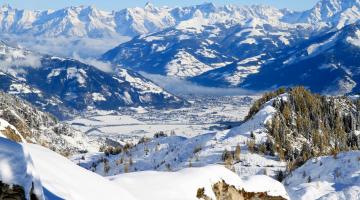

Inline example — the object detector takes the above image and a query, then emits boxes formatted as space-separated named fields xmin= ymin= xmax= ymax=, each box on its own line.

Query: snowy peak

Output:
xmin=0 ymin=4 xmax=12 ymax=11
xmin=144 ymin=2 xmax=156 ymax=11
xmin=194 ymin=2 xmax=217 ymax=13
xmin=0 ymin=3 xmax=286 ymax=38
xmin=0 ymin=0 xmax=359 ymax=39
xmin=313 ymin=0 xmax=360 ymax=16
xmin=297 ymin=0 xmax=360 ymax=28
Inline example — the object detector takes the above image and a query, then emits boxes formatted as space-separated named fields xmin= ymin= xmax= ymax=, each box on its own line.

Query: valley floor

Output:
xmin=68 ymin=95 xmax=255 ymax=145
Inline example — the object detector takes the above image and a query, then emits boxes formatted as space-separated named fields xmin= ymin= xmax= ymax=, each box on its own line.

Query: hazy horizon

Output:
xmin=0 ymin=0 xmax=319 ymax=11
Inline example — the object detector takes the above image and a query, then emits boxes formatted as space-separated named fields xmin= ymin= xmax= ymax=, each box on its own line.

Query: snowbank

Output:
xmin=109 ymin=165 xmax=289 ymax=200
xmin=0 ymin=137 xmax=44 ymax=200
xmin=26 ymin=144 xmax=137 ymax=200
xmin=285 ymin=151 xmax=360 ymax=200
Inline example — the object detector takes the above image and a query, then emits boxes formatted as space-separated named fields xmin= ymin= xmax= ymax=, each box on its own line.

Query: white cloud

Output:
xmin=140 ymin=72 xmax=258 ymax=96
xmin=0 ymin=53 xmax=42 ymax=75
xmin=1 ymin=34 xmax=130 ymax=58
xmin=72 ymin=53 xmax=114 ymax=73
xmin=0 ymin=34 xmax=130 ymax=73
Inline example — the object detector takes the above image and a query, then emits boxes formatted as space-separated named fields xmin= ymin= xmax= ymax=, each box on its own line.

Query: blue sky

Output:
xmin=0 ymin=0 xmax=319 ymax=11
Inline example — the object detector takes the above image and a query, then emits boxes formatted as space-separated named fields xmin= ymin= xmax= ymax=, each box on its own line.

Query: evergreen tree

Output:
xmin=235 ymin=144 xmax=241 ymax=161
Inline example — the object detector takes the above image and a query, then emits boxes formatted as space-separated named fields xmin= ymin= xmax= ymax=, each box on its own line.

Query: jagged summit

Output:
xmin=0 ymin=4 xmax=12 ymax=11
xmin=294 ymin=0 xmax=360 ymax=28
xmin=144 ymin=2 xmax=155 ymax=10
xmin=0 ymin=0 xmax=358 ymax=39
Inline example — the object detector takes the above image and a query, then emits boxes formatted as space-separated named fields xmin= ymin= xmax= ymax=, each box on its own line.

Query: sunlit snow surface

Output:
xmin=285 ymin=151 xmax=360 ymax=200
xmin=0 ymin=138 xmax=44 ymax=200
xmin=27 ymin=144 xmax=137 ymax=200
xmin=110 ymin=165 xmax=289 ymax=200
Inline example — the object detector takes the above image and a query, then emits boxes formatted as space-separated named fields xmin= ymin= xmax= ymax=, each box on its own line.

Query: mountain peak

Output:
xmin=1 ymin=4 xmax=12 ymax=11
xmin=195 ymin=2 xmax=216 ymax=12
xmin=295 ymin=0 xmax=360 ymax=28
xmin=313 ymin=0 xmax=360 ymax=11
xmin=144 ymin=2 xmax=155 ymax=10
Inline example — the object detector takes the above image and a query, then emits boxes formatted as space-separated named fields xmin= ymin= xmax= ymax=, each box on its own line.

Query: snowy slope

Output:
xmin=0 ymin=121 xmax=44 ymax=200
xmin=110 ymin=165 xmax=289 ymax=200
xmin=101 ymin=17 xmax=306 ymax=79
xmin=0 ymin=115 xmax=288 ymax=200
xmin=73 ymin=95 xmax=286 ymax=178
xmin=27 ymin=144 xmax=137 ymax=200
xmin=101 ymin=25 xmax=236 ymax=78
xmin=239 ymin=22 xmax=360 ymax=94
xmin=0 ymin=135 xmax=288 ymax=200
xmin=0 ymin=137 xmax=44 ymax=200
xmin=0 ymin=114 xmax=136 ymax=200
xmin=285 ymin=151 xmax=360 ymax=200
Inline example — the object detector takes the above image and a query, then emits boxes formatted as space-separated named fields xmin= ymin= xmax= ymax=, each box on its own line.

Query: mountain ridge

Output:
xmin=0 ymin=41 xmax=188 ymax=119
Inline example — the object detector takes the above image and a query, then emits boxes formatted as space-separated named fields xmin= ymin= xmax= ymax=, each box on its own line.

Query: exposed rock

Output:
xmin=0 ymin=127 xmax=22 ymax=143
xmin=0 ymin=182 xmax=25 ymax=200
xmin=197 ymin=180 xmax=286 ymax=200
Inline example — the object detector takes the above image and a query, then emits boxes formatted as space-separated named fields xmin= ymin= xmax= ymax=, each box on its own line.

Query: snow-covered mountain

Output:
xmin=0 ymin=2 xmax=297 ymax=57
xmin=0 ymin=3 xmax=284 ymax=38
xmin=237 ymin=22 xmax=360 ymax=94
xmin=0 ymin=0 xmax=351 ymax=39
xmin=102 ymin=21 xmax=308 ymax=80
xmin=286 ymin=0 xmax=360 ymax=29
xmin=190 ymin=21 xmax=360 ymax=93
xmin=101 ymin=25 xmax=235 ymax=78
xmin=100 ymin=4 xmax=308 ymax=78
xmin=0 ymin=41 xmax=188 ymax=118
xmin=0 ymin=4 xmax=119 ymax=38
xmin=0 ymin=0 xmax=358 ymax=55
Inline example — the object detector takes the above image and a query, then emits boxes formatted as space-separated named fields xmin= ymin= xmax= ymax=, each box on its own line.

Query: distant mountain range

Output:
xmin=0 ymin=0 xmax=358 ymax=38
xmin=100 ymin=0 xmax=360 ymax=94
xmin=0 ymin=2 xmax=301 ymax=38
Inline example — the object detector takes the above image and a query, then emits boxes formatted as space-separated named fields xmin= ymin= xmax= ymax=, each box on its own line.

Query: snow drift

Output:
xmin=109 ymin=165 xmax=289 ymax=200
